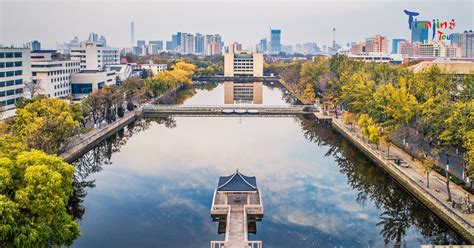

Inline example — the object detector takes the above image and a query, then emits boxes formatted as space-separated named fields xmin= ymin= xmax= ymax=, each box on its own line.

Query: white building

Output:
xmin=348 ymin=52 xmax=403 ymax=64
xmin=31 ymin=50 xmax=80 ymax=98
xmin=0 ymin=48 xmax=31 ymax=114
xmin=106 ymin=64 xmax=133 ymax=83
xmin=140 ymin=63 xmax=167 ymax=76
xmin=224 ymin=51 xmax=263 ymax=77
xmin=419 ymin=42 xmax=446 ymax=58
xmin=70 ymin=70 xmax=116 ymax=100
xmin=70 ymin=42 xmax=119 ymax=71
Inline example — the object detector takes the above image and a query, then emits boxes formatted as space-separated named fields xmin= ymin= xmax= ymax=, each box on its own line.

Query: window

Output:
xmin=15 ymin=70 xmax=22 ymax=76
xmin=6 ymin=80 xmax=14 ymax=86
xmin=0 ymin=82 xmax=4 ymax=87
xmin=15 ymin=88 xmax=23 ymax=94
xmin=0 ymin=53 xmax=4 ymax=58
xmin=6 ymin=71 xmax=14 ymax=77
xmin=0 ymin=101 xmax=5 ymax=106
xmin=5 ymin=52 xmax=13 ymax=58
xmin=14 ymin=52 xmax=22 ymax=58
xmin=6 ymin=62 xmax=14 ymax=67
xmin=0 ymin=72 xmax=4 ymax=77
xmin=15 ymin=79 xmax=22 ymax=85
xmin=6 ymin=90 xmax=14 ymax=96
xmin=0 ymin=62 xmax=4 ymax=68
xmin=0 ymin=91 xmax=4 ymax=97
xmin=15 ymin=61 xmax=22 ymax=67
xmin=6 ymin=99 xmax=15 ymax=105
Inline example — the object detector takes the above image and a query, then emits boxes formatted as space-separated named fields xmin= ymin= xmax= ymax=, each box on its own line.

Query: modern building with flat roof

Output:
xmin=0 ymin=48 xmax=31 ymax=114
xmin=31 ymin=50 xmax=80 ymax=98
xmin=224 ymin=51 xmax=263 ymax=77
xmin=70 ymin=42 xmax=119 ymax=71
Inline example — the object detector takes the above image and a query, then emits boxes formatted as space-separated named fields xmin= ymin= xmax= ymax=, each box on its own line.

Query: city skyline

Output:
xmin=1 ymin=0 xmax=472 ymax=49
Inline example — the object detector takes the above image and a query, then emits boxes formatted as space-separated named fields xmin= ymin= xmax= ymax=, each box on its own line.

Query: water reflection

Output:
xmin=70 ymin=83 xmax=466 ymax=247
xmin=224 ymin=82 xmax=263 ymax=104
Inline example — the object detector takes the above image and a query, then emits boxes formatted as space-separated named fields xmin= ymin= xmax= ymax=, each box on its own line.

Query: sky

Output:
xmin=0 ymin=0 xmax=473 ymax=49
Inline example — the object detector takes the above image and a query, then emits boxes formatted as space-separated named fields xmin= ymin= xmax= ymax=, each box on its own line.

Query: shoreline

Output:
xmin=321 ymin=114 xmax=474 ymax=243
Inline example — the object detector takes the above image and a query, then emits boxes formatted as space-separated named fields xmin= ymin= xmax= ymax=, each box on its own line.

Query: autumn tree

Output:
xmin=9 ymin=98 xmax=82 ymax=154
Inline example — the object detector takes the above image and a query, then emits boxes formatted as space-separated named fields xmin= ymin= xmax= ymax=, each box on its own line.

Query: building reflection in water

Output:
xmin=224 ymin=81 xmax=263 ymax=104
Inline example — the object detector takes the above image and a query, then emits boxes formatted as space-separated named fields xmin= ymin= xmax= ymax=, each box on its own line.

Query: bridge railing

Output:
xmin=144 ymin=104 xmax=316 ymax=111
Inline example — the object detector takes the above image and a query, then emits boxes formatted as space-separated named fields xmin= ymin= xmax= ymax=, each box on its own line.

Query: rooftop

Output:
xmin=217 ymin=170 xmax=257 ymax=192
xmin=408 ymin=61 xmax=474 ymax=74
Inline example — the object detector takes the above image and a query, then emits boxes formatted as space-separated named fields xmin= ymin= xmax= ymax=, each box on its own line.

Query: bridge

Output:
xmin=143 ymin=104 xmax=318 ymax=116
xmin=193 ymin=75 xmax=279 ymax=82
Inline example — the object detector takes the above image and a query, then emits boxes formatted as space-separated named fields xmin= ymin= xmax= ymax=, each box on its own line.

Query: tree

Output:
xmin=303 ymin=83 xmax=316 ymax=103
xmin=23 ymin=78 xmax=44 ymax=99
xmin=343 ymin=112 xmax=357 ymax=131
xmin=141 ymin=69 xmax=149 ymax=79
xmin=368 ymin=124 xmax=381 ymax=149
xmin=0 ymin=136 xmax=80 ymax=246
xmin=9 ymin=98 xmax=81 ymax=154
xmin=422 ymin=151 xmax=438 ymax=188
xmin=300 ymin=57 xmax=329 ymax=93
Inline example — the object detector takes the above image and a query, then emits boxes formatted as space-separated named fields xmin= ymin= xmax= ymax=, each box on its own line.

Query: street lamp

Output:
xmin=446 ymin=153 xmax=452 ymax=202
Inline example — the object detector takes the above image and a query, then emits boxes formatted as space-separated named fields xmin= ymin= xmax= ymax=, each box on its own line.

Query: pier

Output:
xmin=210 ymin=170 xmax=264 ymax=248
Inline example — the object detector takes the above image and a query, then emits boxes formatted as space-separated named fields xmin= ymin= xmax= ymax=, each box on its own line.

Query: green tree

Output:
xmin=0 ymin=136 xmax=80 ymax=247
xmin=10 ymin=98 xmax=81 ymax=154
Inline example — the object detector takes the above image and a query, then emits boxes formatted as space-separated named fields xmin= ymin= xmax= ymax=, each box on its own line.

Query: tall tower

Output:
xmin=131 ymin=21 xmax=135 ymax=48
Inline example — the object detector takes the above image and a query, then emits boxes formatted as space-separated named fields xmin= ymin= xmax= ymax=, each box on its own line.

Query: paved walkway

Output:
xmin=228 ymin=203 xmax=245 ymax=248
xmin=328 ymin=115 xmax=473 ymax=240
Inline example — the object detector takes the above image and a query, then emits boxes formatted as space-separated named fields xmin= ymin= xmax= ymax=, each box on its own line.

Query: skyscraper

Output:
xmin=88 ymin=32 xmax=98 ymax=43
xmin=27 ymin=40 xmax=41 ymax=51
xmin=259 ymin=38 xmax=267 ymax=53
xmin=392 ymin=39 xmax=406 ymax=54
xmin=195 ymin=33 xmax=205 ymax=54
xmin=270 ymin=29 xmax=281 ymax=54
xmin=411 ymin=21 xmax=429 ymax=43
xmin=131 ymin=22 xmax=135 ymax=48
xmin=452 ymin=31 xmax=474 ymax=58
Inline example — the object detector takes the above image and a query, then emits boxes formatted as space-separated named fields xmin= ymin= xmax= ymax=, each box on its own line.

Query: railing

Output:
xmin=210 ymin=241 xmax=227 ymax=248
xmin=144 ymin=104 xmax=316 ymax=111
xmin=247 ymin=241 xmax=263 ymax=248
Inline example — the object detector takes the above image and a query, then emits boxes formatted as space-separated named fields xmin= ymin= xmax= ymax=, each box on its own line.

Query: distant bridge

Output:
xmin=142 ymin=104 xmax=317 ymax=116
xmin=192 ymin=75 xmax=279 ymax=82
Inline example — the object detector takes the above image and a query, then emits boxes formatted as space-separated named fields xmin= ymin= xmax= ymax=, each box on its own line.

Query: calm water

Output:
xmin=71 ymin=82 xmax=466 ymax=247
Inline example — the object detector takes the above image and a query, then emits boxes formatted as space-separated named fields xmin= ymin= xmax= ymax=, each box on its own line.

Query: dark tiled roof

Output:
xmin=217 ymin=170 xmax=257 ymax=192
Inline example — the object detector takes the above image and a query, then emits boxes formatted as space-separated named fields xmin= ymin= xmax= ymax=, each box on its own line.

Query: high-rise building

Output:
xmin=27 ymin=40 xmax=41 ymax=51
xmin=131 ymin=22 xmax=135 ymax=48
xmin=207 ymin=42 xmax=221 ymax=56
xmin=365 ymin=35 xmax=387 ymax=53
xmin=0 ymin=48 xmax=31 ymax=113
xmin=99 ymin=36 xmax=107 ymax=46
xmin=228 ymin=42 xmax=242 ymax=53
xmin=195 ymin=33 xmax=205 ymax=54
xmin=166 ymin=41 xmax=173 ymax=51
xmin=270 ymin=29 xmax=281 ymax=54
xmin=452 ymin=31 xmax=474 ymax=58
xmin=400 ymin=41 xmax=419 ymax=57
xmin=445 ymin=44 xmax=461 ymax=58
xmin=183 ymin=33 xmax=195 ymax=54
xmin=171 ymin=34 xmax=179 ymax=51
xmin=281 ymin=45 xmax=293 ymax=55
xmin=411 ymin=21 xmax=429 ymax=43
xmin=149 ymin=41 xmax=163 ymax=51
xmin=88 ymin=32 xmax=99 ymax=43
xmin=258 ymin=38 xmax=267 ymax=53
xmin=137 ymin=40 xmax=146 ymax=47
xmin=392 ymin=39 xmax=406 ymax=54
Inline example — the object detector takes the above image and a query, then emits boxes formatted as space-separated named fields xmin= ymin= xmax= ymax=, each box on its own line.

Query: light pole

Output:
xmin=446 ymin=153 xmax=452 ymax=202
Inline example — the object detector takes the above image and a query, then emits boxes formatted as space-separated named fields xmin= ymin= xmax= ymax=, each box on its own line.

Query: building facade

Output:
xmin=224 ymin=51 xmax=263 ymax=77
xmin=70 ymin=42 xmax=120 ymax=71
xmin=270 ymin=29 xmax=281 ymax=54
xmin=411 ymin=21 xmax=429 ymax=43
xmin=392 ymin=39 xmax=406 ymax=54
xmin=31 ymin=50 xmax=80 ymax=98
xmin=0 ymin=48 xmax=31 ymax=112
xmin=70 ymin=70 xmax=116 ymax=99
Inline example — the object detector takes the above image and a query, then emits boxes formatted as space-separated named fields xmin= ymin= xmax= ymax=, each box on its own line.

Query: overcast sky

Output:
xmin=1 ymin=0 xmax=473 ymax=49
